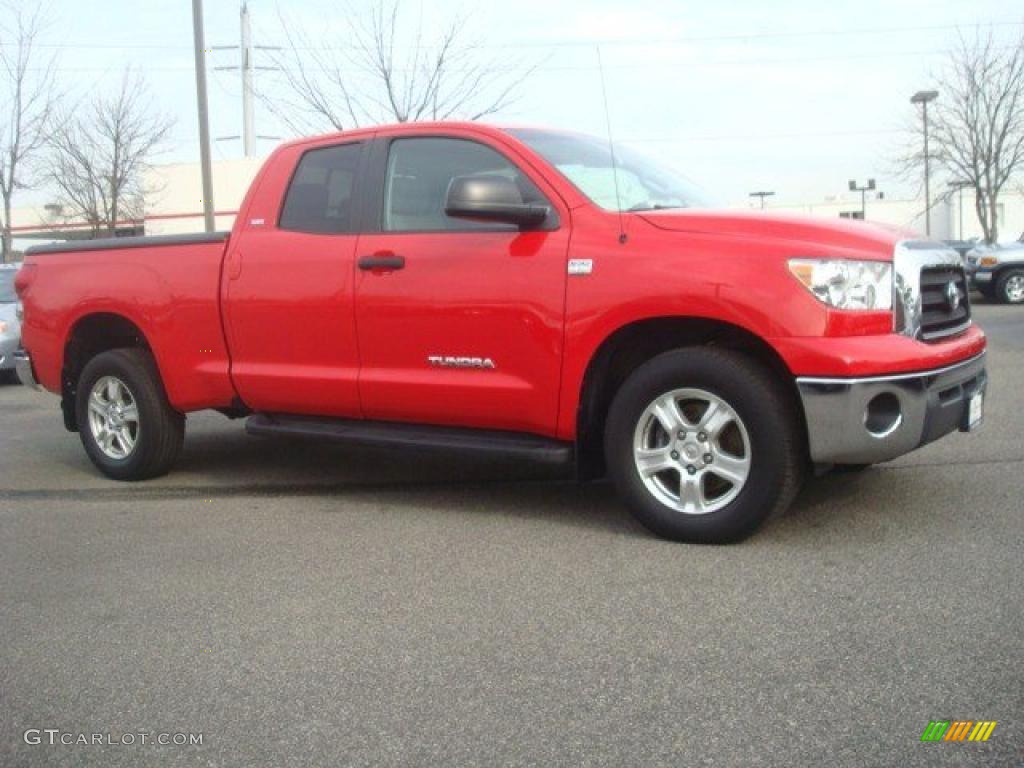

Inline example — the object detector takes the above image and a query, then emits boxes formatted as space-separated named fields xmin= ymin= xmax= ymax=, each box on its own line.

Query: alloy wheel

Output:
xmin=632 ymin=388 xmax=751 ymax=515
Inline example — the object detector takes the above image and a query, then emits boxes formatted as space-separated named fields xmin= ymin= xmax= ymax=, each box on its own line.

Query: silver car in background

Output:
xmin=965 ymin=233 xmax=1024 ymax=304
xmin=0 ymin=264 xmax=21 ymax=383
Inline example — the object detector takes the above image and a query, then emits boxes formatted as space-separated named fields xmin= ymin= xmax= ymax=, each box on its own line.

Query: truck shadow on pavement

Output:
xmin=171 ymin=424 xmax=902 ymax=544
xmin=4 ymin=404 xmax=925 ymax=545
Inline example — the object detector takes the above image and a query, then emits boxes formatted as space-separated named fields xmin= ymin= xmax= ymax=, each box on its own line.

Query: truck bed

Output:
xmin=20 ymin=231 xmax=237 ymax=411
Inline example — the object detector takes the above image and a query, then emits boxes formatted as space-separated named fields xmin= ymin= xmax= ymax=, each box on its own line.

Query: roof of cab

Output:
xmin=278 ymin=120 xmax=516 ymax=151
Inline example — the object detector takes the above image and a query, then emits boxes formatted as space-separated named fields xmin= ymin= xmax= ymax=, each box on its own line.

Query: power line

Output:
xmin=20 ymin=44 xmax=1022 ymax=74
xmin=4 ymin=19 xmax=1021 ymax=51
xmin=160 ymin=126 xmax=906 ymax=146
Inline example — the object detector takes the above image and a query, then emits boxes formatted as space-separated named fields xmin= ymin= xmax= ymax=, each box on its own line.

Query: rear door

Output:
xmin=223 ymin=140 xmax=368 ymax=416
xmin=353 ymin=133 xmax=570 ymax=436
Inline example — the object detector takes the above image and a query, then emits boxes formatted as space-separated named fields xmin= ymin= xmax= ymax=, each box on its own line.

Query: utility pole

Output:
xmin=191 ymin=0 xmax=216 ymax=233
xmin=749 ymin=191 xmax=775 ymax=210
xmin=848 ymin=179 xmax=877 ymax=220
xmin=213 ymin=3 xmax=280 ymax=157
xmin=241 ymin=2 xmax=254 ymax=157
xmin=911 ymin=90 xmax=939 ymax=237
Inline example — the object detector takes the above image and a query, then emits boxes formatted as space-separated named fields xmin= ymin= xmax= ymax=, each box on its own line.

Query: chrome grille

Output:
xmin=892 ymin=241 xmax=971 ymax=341
xmin=918 ymin=266 xmax=970 ymax=341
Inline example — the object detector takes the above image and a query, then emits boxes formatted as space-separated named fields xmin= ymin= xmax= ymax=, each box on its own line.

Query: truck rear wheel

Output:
xmin=604 ymin=347 xmax=804 ymax=543
xmin=75 ymin=348 xmax=184 ymax=480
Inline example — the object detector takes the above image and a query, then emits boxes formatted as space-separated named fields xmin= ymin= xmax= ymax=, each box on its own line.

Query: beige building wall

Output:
xmin=11 ymin=155 xmax=1024 ymax=245
xmin=142 ymin=157 xmax=265 ymax=235
xmin=760 ymin=191 xmax=1024 ymax=243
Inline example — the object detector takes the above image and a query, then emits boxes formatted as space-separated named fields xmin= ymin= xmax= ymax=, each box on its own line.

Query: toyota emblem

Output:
xmin=945 ymin=280 xmax=961 ymax=313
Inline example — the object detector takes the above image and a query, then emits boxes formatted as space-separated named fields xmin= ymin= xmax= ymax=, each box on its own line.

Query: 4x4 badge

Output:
xmin=568 ymin=259 xmax=593 ymax=276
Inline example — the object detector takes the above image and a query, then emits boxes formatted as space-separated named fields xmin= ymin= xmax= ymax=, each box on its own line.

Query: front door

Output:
xmin=354 ymin=135 xmax=570 ymax=436
xmin=223 ymin=140 xmax=366 ymax=416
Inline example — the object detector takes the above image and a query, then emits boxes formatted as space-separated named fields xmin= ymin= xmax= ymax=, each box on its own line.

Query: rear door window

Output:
xmin=279 ymin=143 xmax=363 ymax=234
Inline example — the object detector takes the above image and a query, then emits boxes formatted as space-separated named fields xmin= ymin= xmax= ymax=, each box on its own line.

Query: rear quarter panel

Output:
xmin=19 ymin=241 xmax=235 ymax=411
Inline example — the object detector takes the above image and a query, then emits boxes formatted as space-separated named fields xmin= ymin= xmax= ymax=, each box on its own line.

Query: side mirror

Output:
xmin=444 ymin=175 xmax=550 ymax=228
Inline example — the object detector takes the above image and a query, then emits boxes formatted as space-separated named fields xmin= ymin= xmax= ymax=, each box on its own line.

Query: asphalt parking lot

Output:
xmin=1 ymin=303 xmax=1021 ymax=767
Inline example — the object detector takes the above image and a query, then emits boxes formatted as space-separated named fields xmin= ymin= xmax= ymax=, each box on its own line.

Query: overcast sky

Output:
xmin=18 ymin=0 xmax=1024 ymax=207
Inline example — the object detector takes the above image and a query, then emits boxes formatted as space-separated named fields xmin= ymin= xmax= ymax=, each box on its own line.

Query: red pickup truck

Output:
xmin=14 ymin=122 xmax=987 ymax=542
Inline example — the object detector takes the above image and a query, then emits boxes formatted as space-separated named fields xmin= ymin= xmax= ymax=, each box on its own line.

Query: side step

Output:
xmin=245 ymin=413 xmax=574 ymax=466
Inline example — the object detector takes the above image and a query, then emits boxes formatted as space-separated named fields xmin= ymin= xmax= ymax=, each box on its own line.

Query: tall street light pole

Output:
xmin=191 ymin=0 xmax=216 ymax=233
xmin=911 ymin=90 xmax=939 ymax=237
xmin=749 ymin=190 xmax=775 ymax=210
xmin=848 ymin=178 xmax=877 ymax=220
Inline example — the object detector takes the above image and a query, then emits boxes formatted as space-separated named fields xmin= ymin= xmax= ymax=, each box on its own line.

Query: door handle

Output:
xmin=358 ymin=254 xmax=405 ymax=271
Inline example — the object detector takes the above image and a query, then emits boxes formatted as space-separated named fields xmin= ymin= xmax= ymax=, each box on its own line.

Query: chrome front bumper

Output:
xmin=14 ymin=349 xmax=41 ymax=390
xmin=796 ymin=353 xmax=987 ymax=465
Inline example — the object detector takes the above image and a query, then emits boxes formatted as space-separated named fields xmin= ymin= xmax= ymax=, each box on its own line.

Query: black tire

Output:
xmin=76 ymin=348 xmax=184 ymax=480
xmin=604 ymin=347 xmax=804 ymax=543
xmin=0 ymin=369 xmax=19 ymax=385
xmin=832 ymin=463 xmax=871 ymax=473
xmin=995 ymin=268 xmax=1024 ymax=304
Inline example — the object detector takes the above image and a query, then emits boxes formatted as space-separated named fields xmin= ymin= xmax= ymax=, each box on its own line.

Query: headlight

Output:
xmin=788 ymin=258 xmax=892 ymax=310
xmin=978 ymin=255 xmax=998 ymax=267
xmin=0 ymin=320 xmax=7 ymax=334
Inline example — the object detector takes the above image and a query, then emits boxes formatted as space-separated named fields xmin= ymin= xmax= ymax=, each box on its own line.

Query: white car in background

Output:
xmin=0 ymin=264 xmax=21 ymax=383
xmin=965 ymin=233 xmax=1024 ymax=304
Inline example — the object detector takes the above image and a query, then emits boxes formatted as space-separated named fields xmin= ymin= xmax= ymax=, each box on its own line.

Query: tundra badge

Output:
xmin=427 ymin=356 xmax=497 ymax=370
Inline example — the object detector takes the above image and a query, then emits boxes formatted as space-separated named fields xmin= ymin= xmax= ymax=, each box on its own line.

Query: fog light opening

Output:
xmin=865 ymin=392 xmax=903 ymax=438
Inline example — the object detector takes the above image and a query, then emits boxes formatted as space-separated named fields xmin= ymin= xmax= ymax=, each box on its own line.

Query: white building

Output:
xmin=9 ymin=157 xmax=1024 ymax=245
xmin=757 ymin=189 xmax=1024 ymax=243
xmin=142 ymin=158 xmax=264 ymax=236
xmin=7 ymin=158 xmax=263 ymax=246
xmin=139 ymin=163 xmax=1024 ymax=243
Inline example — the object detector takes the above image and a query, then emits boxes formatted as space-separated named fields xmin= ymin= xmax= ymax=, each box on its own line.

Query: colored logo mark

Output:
xmin=921 ymin=720 xmax=997 ymax=742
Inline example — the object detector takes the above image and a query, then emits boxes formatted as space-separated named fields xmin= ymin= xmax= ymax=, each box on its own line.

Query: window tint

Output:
xmin=280 ymin=143 xmax=362 ymax=233
xmin=383 ymin=137 xmax=546 ymax=232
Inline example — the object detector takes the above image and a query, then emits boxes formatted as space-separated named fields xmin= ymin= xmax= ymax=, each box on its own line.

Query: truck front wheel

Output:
xmin=604 ymin=348 xmax=804 ymax=543
xmin=75 ymin=348 xmax=184 ymax=480
xmin=995 ymin=268 xmax=1024 ymax=304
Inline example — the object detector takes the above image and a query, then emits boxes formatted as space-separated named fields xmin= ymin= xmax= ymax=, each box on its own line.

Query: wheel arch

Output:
xmin=575 ymin=316 xmax=807 ymax=480
xmin=61 ymin=312 xmax=155 ymax=432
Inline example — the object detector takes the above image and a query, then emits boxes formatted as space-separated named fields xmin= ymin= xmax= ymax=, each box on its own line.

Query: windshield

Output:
xmin=505 ymin=128 xmax=710 ymax=212
xmin=0 ymin=270 xmax=17 ymax=303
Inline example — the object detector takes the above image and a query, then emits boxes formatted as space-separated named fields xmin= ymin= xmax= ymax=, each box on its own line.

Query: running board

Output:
xmin=246 ymin=413 xmax=574 ymax=465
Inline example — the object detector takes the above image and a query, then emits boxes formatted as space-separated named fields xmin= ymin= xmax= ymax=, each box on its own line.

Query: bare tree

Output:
xmin=0 ymin=3 xmax=56 ymax=262
xmin=47 ymin=71 xmax=174 ymax=237
xmin=266 ymin=0 xmax=534 ymax=134
xmin=901 ymin=30 xmax=1024 ymax=243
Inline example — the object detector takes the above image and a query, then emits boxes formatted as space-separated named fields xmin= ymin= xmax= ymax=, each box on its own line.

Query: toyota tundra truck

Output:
xmin=14 ymin=123 xmax=988 ymax=543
